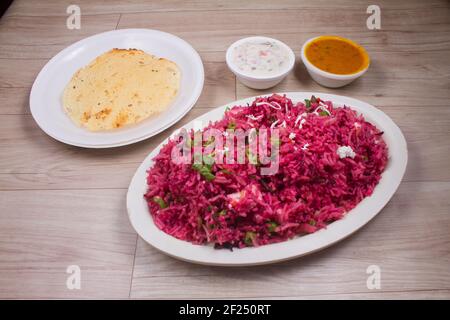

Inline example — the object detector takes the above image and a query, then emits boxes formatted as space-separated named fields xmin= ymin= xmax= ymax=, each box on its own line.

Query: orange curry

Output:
xmin=305 ymin=36 xmax=369 ymax=75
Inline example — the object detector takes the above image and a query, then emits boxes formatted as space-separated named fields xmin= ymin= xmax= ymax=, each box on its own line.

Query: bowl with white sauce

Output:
xmin=226 ymin=36 xmax=295 ymax=90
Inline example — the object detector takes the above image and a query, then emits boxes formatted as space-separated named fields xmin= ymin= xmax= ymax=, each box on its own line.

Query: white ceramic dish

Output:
xmin=301 ymin=36 xmax=369 ymax=88
xmin=226 ymin=36 xmax=295 ymax=90
xmin=30 ymin=29 xmax=204 ymax=148
xmin=127 ymin=92 xmax=407 ymax=266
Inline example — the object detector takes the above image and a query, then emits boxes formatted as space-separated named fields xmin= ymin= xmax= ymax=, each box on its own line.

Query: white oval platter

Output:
xmin=127 ymin=92 xmax=408 ymax=266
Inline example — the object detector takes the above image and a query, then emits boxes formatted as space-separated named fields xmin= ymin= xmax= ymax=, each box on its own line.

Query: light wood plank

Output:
xmin=242 ymin=290 xmax=450 ymax=299
xmin=0 ymin=88 xmax=30 ymax=115
xmin=0 ymin=189 xmax=136 ymax=299
xmin=130 ymin=181 xmax=450 ymax=298
xmin=0 ymin=59 xmax=47 ymax=88
xmin=117 ymin=8 xmax=450 ymax=53
xmin=0 ymin=14 xmax=121 ymax=60
xmin=5 ymin=0 xmax=446 ymax=17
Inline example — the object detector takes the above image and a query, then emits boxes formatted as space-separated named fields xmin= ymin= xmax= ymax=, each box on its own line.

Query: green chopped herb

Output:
xmin=244 ymin=231 xmax=256 ymax=246
xmin=192 ymin=163 xmax=215 ymax=181
xmin=152 ymin=196 xmax=168 ymax=209
xmin=318 ymin=110 xmax=329 ymax=116
xmin=270 ymin=136 xmax=280 ymax=147
xmin=270 ymin=152 xmax=278 ymax=161
xmin=185 ymin=137 xmax=193 ymax=147
xmin=304 ymin=99 xmax=311 ymax=109
xmin=227 ymin=121 xmax=236 ymax=130
xmin=309 ymin=220 xmax=316 ymax=226
xmin=218 ymin=210 xmax=227 ymax=216
xmin=267 ymin=221 xmax=279 ymax=233
xmin=220 ymin=169 xmax=232 ymax=175
xmin=203 ymin=154 xmax=215 ymax=166
xmin=207 ymin=205 xmax=213 ymax=211
xmin=203 ymin=136 xmax=215 ymax=146
xmin=225 ymin=106 xmax=231 ymax=112
xmin=193 ymin=152 xmax=202 ymax=164
xmin=245 ymin=147 xmax=258 ymax=165
xmin=213 ymin=209 xmax=227 ymax=219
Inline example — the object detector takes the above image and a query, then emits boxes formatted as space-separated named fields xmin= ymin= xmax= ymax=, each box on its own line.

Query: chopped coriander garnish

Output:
xmin=270 ymin=136 xmax=280 ymax=147
xmin=192 ymin=163 xmax=215 ymax=181
xmin=318 ymin=110 xmax=329 ymax=116
xmin=245 ymin=147 xmax=258 ymax=165
xmin=227 ymin=121 xmax=236 ymax=130
xmin=244 ymin=231 xmax=256 ymax=246
xmin=203 ymin=154 xmax=215 ymax=166
xmin=267 ymin=221 xmax=279 ymax=233
xmin=203 ymin=136 xmax=215 ymax=146
xmin=213 ymin=209 xmax=227 ymax=219
xmin=220 ymin=169 xmax=232 ymax=175
xmin=193 ymin=152 xmax=202 ymax=164
xmin=309 ymin=220 xmax=316 ymax=226
xmin=152 ymin=196 xmax=168 ymax=209
xmin=304 ymin=99 xmax=311 ymax=109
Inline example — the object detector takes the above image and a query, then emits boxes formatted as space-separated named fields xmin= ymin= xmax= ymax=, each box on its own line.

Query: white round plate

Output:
xmin=30 ymin=29 xmax=204 ymax=148
xmin=127 ymin=92 xmax=408 ymax=266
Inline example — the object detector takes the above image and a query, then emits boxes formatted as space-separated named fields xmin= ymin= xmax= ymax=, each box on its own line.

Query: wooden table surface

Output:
xmin=0 ymin=0 xmax=449 ymax=299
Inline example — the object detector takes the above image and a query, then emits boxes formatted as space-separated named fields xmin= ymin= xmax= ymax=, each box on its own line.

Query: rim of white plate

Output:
xmin=127 ymin=92 xmax=408 ymax=266
xmin=30 ymin=29 xmax=204 ymax=148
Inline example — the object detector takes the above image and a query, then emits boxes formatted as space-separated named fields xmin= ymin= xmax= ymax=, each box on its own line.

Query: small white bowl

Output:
xmin=226 ymin=36 xmax=295 ymax=90
xmin=301 ymin=36 xmax=370 ymax=88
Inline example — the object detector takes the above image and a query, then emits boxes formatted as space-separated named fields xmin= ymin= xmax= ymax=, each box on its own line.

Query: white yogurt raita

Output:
xmin=231 ymin=40 xmax=291 ymax=77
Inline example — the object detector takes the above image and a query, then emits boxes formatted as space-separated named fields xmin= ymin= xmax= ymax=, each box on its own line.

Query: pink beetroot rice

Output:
xmin=144 ymin=94 xmax=388 ymax=249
